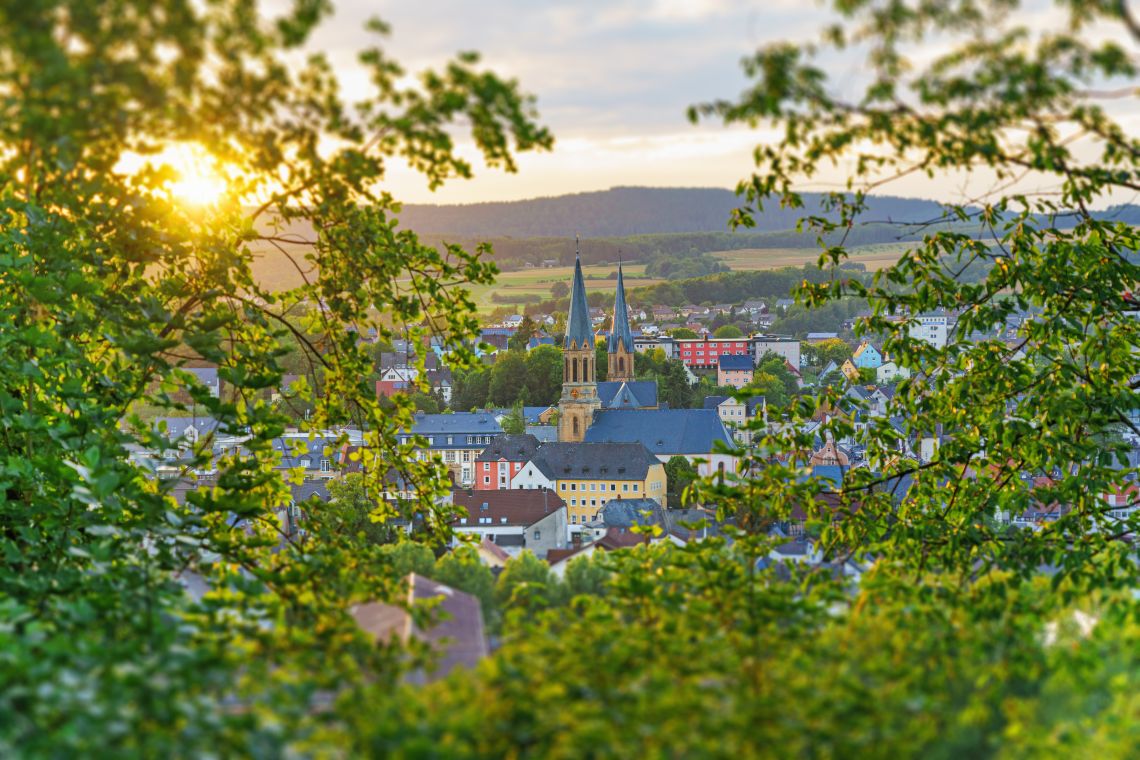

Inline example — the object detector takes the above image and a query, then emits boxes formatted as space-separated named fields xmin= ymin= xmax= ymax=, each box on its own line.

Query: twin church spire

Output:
xmin=558 ymin=237 xmax=634 ymax=442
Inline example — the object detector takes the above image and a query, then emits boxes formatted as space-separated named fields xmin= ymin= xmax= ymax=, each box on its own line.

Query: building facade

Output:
xmin=511 ymin=441 xmax=667 ymax=524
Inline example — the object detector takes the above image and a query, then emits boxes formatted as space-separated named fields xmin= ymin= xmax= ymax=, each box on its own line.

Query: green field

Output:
xmin=710 ymin=242 xmax=913 ymax=272
xmin=247 ymin=238 xmax=916 ymax=314
xmin=464 ymin=262 xmax=665 ymax=312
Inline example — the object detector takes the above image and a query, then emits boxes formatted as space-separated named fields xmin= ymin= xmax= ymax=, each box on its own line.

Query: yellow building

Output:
xmin=512 ymin=441 xmax=667 ymax=525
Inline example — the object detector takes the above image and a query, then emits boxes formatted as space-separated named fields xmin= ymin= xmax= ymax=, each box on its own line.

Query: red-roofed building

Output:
xmin=451 ymin=489 xmax=568 ymax=558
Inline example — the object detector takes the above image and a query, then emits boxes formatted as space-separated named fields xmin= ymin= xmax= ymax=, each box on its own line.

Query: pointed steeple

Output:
xmin=565 ymin=235 xmax=594 ymax=350
xmin=608 ymin=255 xmax=634 ymax=355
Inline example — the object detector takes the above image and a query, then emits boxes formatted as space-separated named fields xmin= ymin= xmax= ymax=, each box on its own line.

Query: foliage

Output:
xmin=550 ymin=281 xmax=570 ymax=299
xmin=506 ymin=315 xmax=539 ymax=352
xmin=494 ymin=551 xmax=563 ymax=617
xmin=325 ymin=473 xmax=401 ymax=546
xmin=669 ymin=327 xmax=699 ymax=338
xmin=803 ymin=337 xmax=852 ymax=367
xmin=713 ymin=324 xmax=744 ymax=338
xmin=432 ymin=545 xmax=496 ymax=624
xmin=501 ymin=400 xmax=526 ymax=434
xmin=0 ymin=0 xmax=550 ymax=750
xmin=664 ymin=456 xmax=698 ymax=505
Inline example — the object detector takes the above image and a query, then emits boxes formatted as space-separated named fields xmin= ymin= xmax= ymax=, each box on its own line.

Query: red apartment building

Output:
xmin=674 ymin=337 xmax=752 ymax=369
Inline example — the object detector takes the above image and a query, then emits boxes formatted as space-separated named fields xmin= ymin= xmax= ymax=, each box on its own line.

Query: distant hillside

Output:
xmin=398 ymin=186 xmax=952 ymax=238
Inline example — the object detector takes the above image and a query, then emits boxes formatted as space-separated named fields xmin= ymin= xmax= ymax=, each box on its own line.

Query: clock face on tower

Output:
xmin=570 ymin=388 xmax=580 ymax=399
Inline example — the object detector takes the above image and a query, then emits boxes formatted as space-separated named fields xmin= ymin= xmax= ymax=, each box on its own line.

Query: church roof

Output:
xmin=608 ymin=262 xmax=634 ymax=354
xmin=597 ymin=380 xmax=658 ymax=409
xmin=565 ymin=247 xmax=594 ymax=350
xmin=584 ymin=409 xmax=734 ymax=456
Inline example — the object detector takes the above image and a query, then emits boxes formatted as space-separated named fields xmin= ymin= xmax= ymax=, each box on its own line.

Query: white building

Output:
xmin=909 ymin=312 xmax=953 ymax=348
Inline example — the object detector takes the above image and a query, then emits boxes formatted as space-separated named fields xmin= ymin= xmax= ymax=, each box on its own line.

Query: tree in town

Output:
xmin=712 ymin=324 xmax=744 ymax=339
xmin=488 ymin=351 xmax=528 ymax=407
xmin=664 ymin=455 xmax=698 ymax=505
xmin=523 ymin=344 xmax=564 ymax=405
xmin=550 ymin=281 xmax=570 ymax=299
xmin=501 ymin=400 xmax=526 ymax=434
xmin=507 ymin=315 xmax=539 ymax=352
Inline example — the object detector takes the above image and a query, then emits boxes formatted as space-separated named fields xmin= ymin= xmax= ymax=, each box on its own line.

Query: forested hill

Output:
xmin=398 ymin=186 xmax=952 ymax=238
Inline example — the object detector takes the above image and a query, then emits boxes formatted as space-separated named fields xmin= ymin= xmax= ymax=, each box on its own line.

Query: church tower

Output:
xmin=558 ymin=240 xmax=600 ymax=443
xmin=607 ymin=259 xmax=635 ymax=383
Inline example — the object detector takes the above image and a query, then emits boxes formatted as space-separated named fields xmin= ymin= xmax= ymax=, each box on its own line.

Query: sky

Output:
xmin=296 ymin=0 xmax=1140 ymax=207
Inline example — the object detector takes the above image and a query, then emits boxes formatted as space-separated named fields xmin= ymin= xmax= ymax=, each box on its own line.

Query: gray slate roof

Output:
xmin=407 ymin=412 xmax=502 ymax=443
xmin=597 ymin=380 xmax=658 ymax=409
xmin=584 ymin=409 xmax=734 ymax=456
xmin=476 ymin=434 xmax=542 ymax=463
xmin=608 ymin=262 xmax=634 ymax=354
xmin=565 ymin=250 xmax=595 ymax=350
xmin=597 ymin=498 xmax=665 ymax=528
xmin=528 ymin=442 xmax=660 ymax=481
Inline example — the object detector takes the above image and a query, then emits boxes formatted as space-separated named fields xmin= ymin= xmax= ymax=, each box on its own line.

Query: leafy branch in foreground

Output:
xmin=0 ymin=0 xmax=549 ymax=753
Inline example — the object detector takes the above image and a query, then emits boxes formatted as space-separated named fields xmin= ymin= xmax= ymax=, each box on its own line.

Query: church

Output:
xmin=555 ymin=242 xmax=737 ymax=478
xmin=558 ymin=243 xmax=658 ymax=443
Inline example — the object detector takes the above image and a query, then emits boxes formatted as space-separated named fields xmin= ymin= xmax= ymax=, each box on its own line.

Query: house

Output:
xmin=805 ymin=332 xmax=840 ymax=343
xmin=841 ymin=359 xmax=861 ymax=382
xmin=751 ymin=335 xmax=802 ymax=368
xmin=652 ymin=306 xmax=676 ymax=321
xmin=810 ymin=438 xmax=851 ymax=467
xmin=351 ymin=574 xmax=488 ymax=684
xmin=475 ymin=434 xmax=543 ymax=490
xmin=851 ymin=341 xmax=884 ymax=369
xmin=503 ymin=314 xmax=524 ymax=328
xmin=511 ymin=441 xmax=667 ymax=524
xmin=775 ymin=298 xmax=795 ymax=312
xmin=818 ymin=360 xmax=839 ymax=381
xmin=717 ymin=354 xmax=755 ymax=389
xmin=583 ymin=408 xmax=737 ymax=478
xmin=581 ymin=498 xmax=666 ymax=542
xmin=474 ymin=537 xmax=511 ymax=569
xmin=185 ymin=367 xmax=221 ymax=398
xmin=876 ymin=361 xmax=910 ymax=383
xmin=376 ymin=366 xmax=418 ymax=398
xmin=451 ymin=489 xmax=569 ymax=558
xmin=478 ymin=328 xmax=514 ymax=353
xmin=399 ymin=412 xmax=503 ymax=486
xmin=741 ymin=300 xmax=768 ymax=315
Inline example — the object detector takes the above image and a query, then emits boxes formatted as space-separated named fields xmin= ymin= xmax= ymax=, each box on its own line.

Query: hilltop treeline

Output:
xmin=421 ymin=222 xmax=983 ymax=272
xmin=400 ymin=186 xmax=955 ymax=238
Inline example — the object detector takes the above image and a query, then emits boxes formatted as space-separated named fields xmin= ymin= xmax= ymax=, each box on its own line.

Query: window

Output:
xmin=560 ymin=483 xmax=566 ymax=491
xmin=459 ymin=518 xmax=467 ymax=524
xmin=483 ymin=462 xmax=490 ymax=471
xmin=319 ymin=459 xmax=330 ymax=472
xmin=499 ymin=476 xmax=506 ymax=485
xmin=462 ymin=452 xmax=470 ymax=462
xmin=590 ymin=499 xmax=596 ymax=506
xmin=622 ymin=483 xmax=629 ymax=491
xmin=448 ymin=436 xmax=454 ymax=445
xmin=571 ymin=498 xmax=576 ymax=506
xmin=633 ymin=484 xmax=639 ymax=492
xmin=611 ymin=484 xmax=616 ymax=491
xmin=590 ymin=483 xmax=596 ymax=492
xmin=483 ymin=476 xmax=490 ymax=484
xmin=534 ymin=530 xmax=541 ymax=540
xmin=570 ymin=483 xmax=576 ymax=491
xmin=500 ymin=517 xmax=507 ymax=524
xmin=445 ymin=451 xmax=455 ymax=463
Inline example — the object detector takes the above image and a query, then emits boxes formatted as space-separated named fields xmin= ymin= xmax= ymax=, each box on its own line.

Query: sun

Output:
xmin=165 ymin=145 xmax=229 ymax=207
